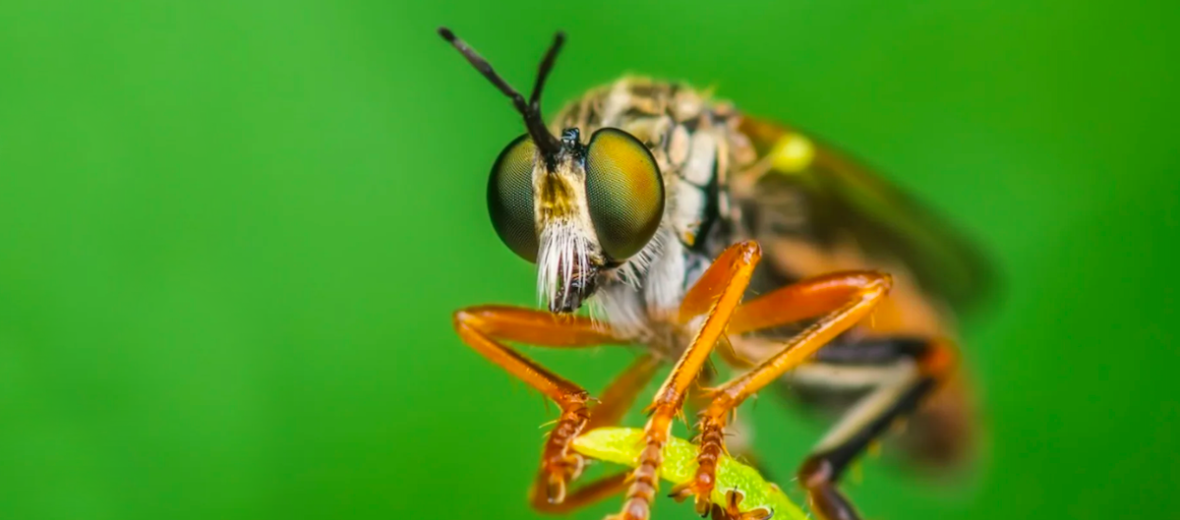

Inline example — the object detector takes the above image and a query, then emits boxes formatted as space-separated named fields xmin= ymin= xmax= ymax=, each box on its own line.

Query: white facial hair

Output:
xmin=536 ymin=222 xmax=593 ymax=309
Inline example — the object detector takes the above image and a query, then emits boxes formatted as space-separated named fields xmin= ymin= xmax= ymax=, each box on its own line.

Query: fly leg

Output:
xmin=669 ymin=271 xmax=893 ymax=517
xmin=607 ymin=241 xmax=763 ymax=520
xmin=793 ymin=337 xmax=957 ymax=520
xmin=709 ymin=489 xmax=774 ymax=520
xmin=531 ymin=354 xmax=661 ymax=514
xmin=453 ymin=305 xmax=629 ymax=504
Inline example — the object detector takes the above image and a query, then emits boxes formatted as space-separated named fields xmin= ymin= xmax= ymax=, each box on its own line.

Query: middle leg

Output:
xmin=454 ymin=304 xmax=626 ymax=504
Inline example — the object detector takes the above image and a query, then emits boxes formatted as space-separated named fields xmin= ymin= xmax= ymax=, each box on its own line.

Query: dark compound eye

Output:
xmin=487 ymin=135 xmax=538 ymax=262
xmin=584 ymin=128 xmax=664 ymax=261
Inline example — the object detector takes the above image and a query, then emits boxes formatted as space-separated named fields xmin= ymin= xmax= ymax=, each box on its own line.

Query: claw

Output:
xmin=668 ymin=481 xmax=695 ymax=502
xmin=568 ymin=453 xmax=586 ymax=481
xmin=698 ymin=501 xmax=713 ymax=518
xmin=545 ymin=473 xmax=566 ymax=504
xmin=719 ymin=489 xmax=773 ymax=520
xmin=544 ymin=453 xmax=585 ymax=504
xmin=668 ymin=479 xmax=714 ymax=517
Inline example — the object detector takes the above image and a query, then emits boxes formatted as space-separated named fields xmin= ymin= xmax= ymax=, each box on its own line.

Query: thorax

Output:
xmin=554 ymin=77 xmax=956 ymax=361
xmin=554 ymin=78 xmax=756 ymax=352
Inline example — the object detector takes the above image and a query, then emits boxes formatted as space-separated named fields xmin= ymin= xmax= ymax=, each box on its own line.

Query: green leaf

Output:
xmin=572 ymin=427 xmax=809 ymax=520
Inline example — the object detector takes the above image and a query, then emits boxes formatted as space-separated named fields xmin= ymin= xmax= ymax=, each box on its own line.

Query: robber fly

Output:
xmin=440 ymin=28 xmax=991 ymax=520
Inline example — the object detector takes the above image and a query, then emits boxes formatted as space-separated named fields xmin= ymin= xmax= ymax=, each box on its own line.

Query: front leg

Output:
xmin=609 ymin=241 xmax=763 ymax=520
xmin=531 ymin=354 xmax=662 ymax=514
xmin=670 ymin=271 xmax=893 ymax=517
xmin=453 ymin=305 xmax=626 ymax=503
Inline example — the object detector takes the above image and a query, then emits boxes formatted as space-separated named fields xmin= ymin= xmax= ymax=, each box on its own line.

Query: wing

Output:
xmin=735 ymin=116 xmax=996 ymax=312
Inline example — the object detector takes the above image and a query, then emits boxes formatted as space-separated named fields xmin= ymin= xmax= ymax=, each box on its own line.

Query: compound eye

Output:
xmin=584 ymin=128 xmax=664 ymax=261
xmin=487 ymin=135 xmax=538 ymax=262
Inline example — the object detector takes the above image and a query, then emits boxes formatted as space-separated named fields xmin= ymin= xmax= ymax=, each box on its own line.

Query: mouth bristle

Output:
xmin=537 ymin=224 xmax=596 ymax=313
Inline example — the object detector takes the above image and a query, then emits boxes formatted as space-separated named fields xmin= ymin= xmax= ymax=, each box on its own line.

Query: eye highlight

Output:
xmin=487 ymin=135 xmax=538 ymax=262
xmin=584 ymin=128 xmax=664 ymax=262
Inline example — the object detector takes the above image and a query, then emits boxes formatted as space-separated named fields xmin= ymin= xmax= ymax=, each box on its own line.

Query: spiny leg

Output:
xmin=796 ymin=338 xmax=956 ymax=520
xmin=690 ymin=346 xmax=776 ymax=487
xmin=531 ymin=354 xmax=662 ymax=514
xmin=670 ymin=271 xmax=893 ymax=516
xmin=453 ymin=304 xmax=627 ymax=504
xmin=609 ymin=241 xmax=763 ymax=520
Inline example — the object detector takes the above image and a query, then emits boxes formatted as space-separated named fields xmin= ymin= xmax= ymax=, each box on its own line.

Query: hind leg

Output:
xmin=793 ymin=338 xmax=956 ymax=520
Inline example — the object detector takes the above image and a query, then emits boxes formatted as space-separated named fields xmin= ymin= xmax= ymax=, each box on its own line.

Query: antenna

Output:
xmin=439 ymin=27 xmax=565 ymax=159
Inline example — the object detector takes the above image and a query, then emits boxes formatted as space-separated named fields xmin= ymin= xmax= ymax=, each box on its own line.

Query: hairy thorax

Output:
xmin=553 ymin=77 xmax=759 ymax=346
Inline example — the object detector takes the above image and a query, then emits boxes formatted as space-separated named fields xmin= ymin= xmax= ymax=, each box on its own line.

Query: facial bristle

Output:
xmin=536 ymin=223 xmax=592 ymax=312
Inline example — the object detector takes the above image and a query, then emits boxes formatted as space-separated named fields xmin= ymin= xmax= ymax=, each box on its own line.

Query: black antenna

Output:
xmin=439 ymin=27 xmax=564 ymax=159
xmin=530 ymin=32 xmax=565 ymax=109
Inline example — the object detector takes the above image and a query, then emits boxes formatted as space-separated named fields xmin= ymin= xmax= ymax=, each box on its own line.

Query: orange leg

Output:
xmin=531 ymin=354 xmax=662 ymax=514
xmin=669 ymin=271 xmax=893 ymax=517
xmin=587 ymin=354 xmax=662 ymax=431
xmin=453 ymin=304 xmax=629 ymax=504
xmin=533 ymin=473 xmax=631 ymax=514
xmin=609 ymin=241 xmax=763 ymax=520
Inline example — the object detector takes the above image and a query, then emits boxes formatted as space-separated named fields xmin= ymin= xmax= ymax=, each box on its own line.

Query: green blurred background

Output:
xmin=1 ymin=1 xmax=1177 ymax=519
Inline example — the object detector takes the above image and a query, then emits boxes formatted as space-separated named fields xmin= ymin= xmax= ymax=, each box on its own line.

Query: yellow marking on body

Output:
xmin=769 ymin=132 xmax=816 ymax=173
xmin=868 ymin=440 xmax=883 ymax=458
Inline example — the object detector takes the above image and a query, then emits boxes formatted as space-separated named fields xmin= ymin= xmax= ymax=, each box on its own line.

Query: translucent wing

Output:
xmin=736 ymin=116 xmax=996 ymax=312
